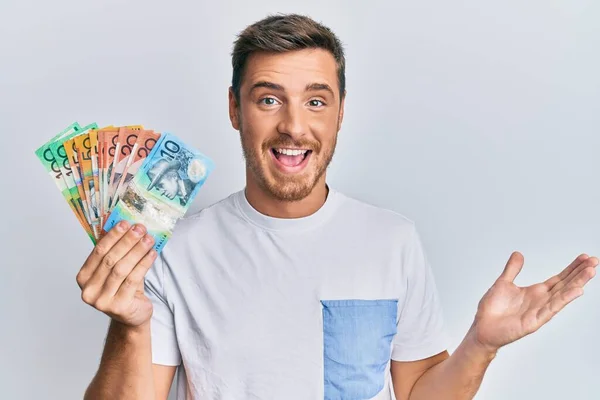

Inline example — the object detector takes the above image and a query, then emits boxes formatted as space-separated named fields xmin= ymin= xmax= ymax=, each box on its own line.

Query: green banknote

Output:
xmin=48 ymin=138 xmax=94 ymax=239
xmin=104 ymin=132 xmax=214 ymax=253
xmin=35 ymin=122 xmax=80 ymax=189
xmin=35 ymin=122 xmax=96 ymax=242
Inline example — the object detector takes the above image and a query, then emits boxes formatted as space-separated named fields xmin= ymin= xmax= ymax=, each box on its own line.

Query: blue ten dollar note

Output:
xmin=103 ymin=133 xmax=215 ymax=253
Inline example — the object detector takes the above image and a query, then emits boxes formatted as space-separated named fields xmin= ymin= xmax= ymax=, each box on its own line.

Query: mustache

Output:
xmin=262 ymin=137 xmax=321 ymax=153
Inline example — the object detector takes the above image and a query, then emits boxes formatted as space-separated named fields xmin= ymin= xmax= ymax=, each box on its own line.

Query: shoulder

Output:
xmin=163 ymin=189 xmax=244 ymax=248
xmin=332 ymin=189 xmax=418 ymax=241
xmin=182 ymin=190 xmax=240 ymax=223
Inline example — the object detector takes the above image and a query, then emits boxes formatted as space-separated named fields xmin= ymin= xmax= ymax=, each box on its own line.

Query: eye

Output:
xmin=308 ymin=99 xmax=325 ymax=107
xmin=259 ymin=97 xmax=279 ymax=106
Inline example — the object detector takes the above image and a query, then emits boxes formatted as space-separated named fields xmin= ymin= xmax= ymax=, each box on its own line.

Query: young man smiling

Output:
xmin=78 ymin=13 xmax=598 ymax=400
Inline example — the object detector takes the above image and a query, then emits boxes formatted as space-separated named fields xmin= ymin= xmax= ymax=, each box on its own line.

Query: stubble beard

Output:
xmin=239 ymin=127 xmax=338 ymax=202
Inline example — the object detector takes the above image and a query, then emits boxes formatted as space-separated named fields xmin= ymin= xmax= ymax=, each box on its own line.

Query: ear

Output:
xmin=228 ymin=87 xmax=240 ymax=131
xmin=337 ymin=90 xmax=346 ymax=131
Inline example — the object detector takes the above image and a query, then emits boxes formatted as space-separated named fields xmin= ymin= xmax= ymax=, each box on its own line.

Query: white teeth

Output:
xmin=275 ymin=148 xmax=308 ymax=156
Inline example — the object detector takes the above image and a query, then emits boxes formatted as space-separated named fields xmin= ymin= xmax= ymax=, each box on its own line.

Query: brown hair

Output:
xmin=231 ymin=13 xmax=346 ymax=103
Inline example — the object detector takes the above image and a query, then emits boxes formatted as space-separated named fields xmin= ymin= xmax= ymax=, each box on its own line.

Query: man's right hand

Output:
xmin=76 ymin=220 xmax=157 ymax=327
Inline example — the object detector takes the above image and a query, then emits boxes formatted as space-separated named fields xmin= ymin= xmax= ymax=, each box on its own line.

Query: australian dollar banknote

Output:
xmin=103 ymin=133 xmax=214 ymax=253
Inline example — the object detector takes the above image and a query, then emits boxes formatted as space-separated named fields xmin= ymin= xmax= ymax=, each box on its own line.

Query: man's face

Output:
xmin=229 ymin=48 xmax=345 ymax=202
xmin=155 ymin=170 xmax=180 ymax=200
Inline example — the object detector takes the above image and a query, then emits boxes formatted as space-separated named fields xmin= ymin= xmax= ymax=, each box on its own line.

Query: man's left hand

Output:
xmin=470 ymin=252 xmax=598 ymax=353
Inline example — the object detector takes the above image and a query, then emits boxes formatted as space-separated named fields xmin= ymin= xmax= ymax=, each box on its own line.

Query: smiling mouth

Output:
xmin=271 ymin=148 xmax=312 ymax=166
xmin=269 ymin=147 xmax=313 ymax=173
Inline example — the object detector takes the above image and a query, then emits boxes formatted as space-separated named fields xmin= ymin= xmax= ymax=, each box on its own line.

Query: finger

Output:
xmin=101 ymin=234 xmax=156 ymax=299
xmin=498 ymin=251 xmax=524 ymax=283
xmin=558 ymin=261 xmax=598 ymax=293
xmin=114 ymin=248 xmax=158 ymax=303
xmin=536 ymin=286 xmax=585 ymax=325
xmin=81 ymin=224 xmax=147 ymax=304
xmin=551 ymin=256 xmax=598 ymax=295
xmin=544 ymin=254 xmax=589 ymax=289
xmin=76 ymin=220 xmax=131 ymax=288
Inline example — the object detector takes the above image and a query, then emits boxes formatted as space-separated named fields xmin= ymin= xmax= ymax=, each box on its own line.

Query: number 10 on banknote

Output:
xmin=104 ymin=133 xmax=215 ymax=253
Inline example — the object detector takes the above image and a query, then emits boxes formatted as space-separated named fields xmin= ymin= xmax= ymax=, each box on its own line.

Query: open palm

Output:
xmin=472 ymin=252 xmax=598 ymax=351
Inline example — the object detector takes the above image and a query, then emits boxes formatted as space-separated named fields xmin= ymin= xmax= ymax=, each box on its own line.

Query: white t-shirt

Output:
xmin=145 ymin=187 xmax=449 ymax=400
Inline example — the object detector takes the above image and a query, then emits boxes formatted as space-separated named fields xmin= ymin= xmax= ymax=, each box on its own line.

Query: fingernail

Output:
xmin=132 ymin=224 xmax=145 ymax=235
xmin=150 ymin=249 xmax=158 ymax=258
xmin=143 ymin=234 xmax=154 ymax=244
xmin=117 ymin=220 xmax=129 ymax=232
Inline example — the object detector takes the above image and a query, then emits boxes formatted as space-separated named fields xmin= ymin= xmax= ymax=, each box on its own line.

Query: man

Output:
xmin=77 ymin=14 xmax=598 ymax=399
xmin=146 ymin=157 xmax=197 ymax=205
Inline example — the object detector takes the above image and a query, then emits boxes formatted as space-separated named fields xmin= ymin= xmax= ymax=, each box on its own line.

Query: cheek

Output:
xmin=310 ymin=115 xmax=338 ymax=147
xmin=241 ymin=114 xmax=274 ymax=149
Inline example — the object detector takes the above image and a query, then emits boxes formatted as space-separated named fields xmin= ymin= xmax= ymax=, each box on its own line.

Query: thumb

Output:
xmin=498 ymin=251 xmax=525 ymax=283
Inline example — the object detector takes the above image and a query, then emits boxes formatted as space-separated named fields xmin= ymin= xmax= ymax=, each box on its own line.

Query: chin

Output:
xmin=263 ymin=173 xmax=318 ymax=202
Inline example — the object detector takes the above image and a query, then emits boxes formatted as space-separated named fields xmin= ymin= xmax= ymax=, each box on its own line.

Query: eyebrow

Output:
xmin=305 ymin=83 xmax=335 ymax=97
xmin=249 ymin=81 xmax=335 ymax=97
xmin=250 ymin=81 xmax=284 ymax=93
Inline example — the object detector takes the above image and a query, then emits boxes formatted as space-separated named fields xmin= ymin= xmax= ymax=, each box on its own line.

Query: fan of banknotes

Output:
xmin=36 ymin=122 xmax=215 ymax=253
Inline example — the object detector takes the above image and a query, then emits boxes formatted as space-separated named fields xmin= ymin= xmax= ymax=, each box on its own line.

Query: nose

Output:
xmin=277 ymin=102 xmax=307 ymax=140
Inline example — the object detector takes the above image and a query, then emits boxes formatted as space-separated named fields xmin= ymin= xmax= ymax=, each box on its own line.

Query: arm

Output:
xmin=392 ymin=252 xmax=597 ymax=399
xmin=391 ymin=326 xmax=495 ymax=400
xmin=76 ymin=221 xmax=177 ymax=400
xmin=84 ymin=320 xmax=176 ymax=400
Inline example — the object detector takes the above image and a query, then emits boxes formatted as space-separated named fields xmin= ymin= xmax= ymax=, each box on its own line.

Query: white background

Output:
xmin=1 ymin=1 xmax=598 ymax=399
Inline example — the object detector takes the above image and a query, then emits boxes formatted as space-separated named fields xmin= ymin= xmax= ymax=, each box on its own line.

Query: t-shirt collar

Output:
xmin=235 ymin=185 xmax=339 ymax=233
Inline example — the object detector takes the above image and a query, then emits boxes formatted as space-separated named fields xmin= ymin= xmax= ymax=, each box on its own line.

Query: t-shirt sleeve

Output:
xmin=144 ymin=253 xmax=182 ymax=366
xmin=391 ymin=225 xmax=450 ymax=361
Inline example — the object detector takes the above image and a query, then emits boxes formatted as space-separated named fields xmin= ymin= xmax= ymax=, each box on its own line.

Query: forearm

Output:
xmin=409 ymin=324 xmax=497 ymax=400
xmin=84 ymin=319 xmax=155 ymax=400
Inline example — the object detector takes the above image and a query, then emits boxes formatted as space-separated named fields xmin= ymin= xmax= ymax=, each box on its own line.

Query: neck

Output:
xmin=244 ymin=174 xmax=329 ymax=219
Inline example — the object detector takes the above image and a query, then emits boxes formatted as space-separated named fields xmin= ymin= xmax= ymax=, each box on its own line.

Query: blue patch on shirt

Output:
xmin=321 ymin=299 xmax=398 ymax=400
